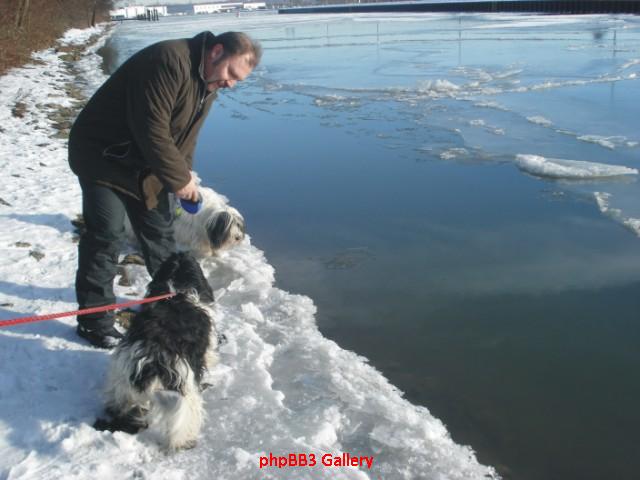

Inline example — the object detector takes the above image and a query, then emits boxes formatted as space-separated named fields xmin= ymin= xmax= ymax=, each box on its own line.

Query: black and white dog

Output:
xmin=95 ymin=252 xmax=218 ymax=450
xmin=124 ymin=186 xmax=246 ymax=257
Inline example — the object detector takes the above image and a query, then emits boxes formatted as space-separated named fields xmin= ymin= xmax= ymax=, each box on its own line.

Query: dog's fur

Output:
xmin=95 ymin=252 xmax=218 ymax=450
xmin=124 ymin=186 xmax=245 ymax=257
xmin=174 ymin=187 xmax=245 ymax=257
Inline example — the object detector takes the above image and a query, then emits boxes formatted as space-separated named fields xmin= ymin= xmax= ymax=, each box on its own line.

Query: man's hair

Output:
xmin=208 ymin=32 xmax=262 ymax=68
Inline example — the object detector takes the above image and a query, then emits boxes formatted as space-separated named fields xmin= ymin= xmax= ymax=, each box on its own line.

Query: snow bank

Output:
xmin=0 ymin=25 xmax=497 ymax=480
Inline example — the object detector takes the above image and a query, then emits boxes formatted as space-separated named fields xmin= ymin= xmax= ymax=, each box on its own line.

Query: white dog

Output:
xmin=174 ymin=187 xmax=246 ymax=256
xmin=125 ymin=186 xmax=245 ymax=257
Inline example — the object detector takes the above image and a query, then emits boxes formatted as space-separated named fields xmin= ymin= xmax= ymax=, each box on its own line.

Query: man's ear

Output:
xmin=209 ymin=43 xmax=224 ymax=62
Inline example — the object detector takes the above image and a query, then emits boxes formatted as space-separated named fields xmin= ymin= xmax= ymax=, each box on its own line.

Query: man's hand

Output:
xmin=175 ymin=174 xmax=199 ymax=201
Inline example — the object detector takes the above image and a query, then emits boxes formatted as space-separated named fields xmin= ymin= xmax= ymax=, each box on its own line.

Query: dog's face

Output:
xmin=206 ymin=210 xmax=245 ymax=251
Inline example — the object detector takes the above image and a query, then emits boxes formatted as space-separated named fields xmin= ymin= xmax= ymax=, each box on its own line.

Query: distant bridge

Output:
xmin=279 ymin=0 xmax=640 ymax=15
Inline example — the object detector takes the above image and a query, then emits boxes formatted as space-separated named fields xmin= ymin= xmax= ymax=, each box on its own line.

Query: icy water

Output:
xmin=105 ymin=12 xmax=640 ymax=480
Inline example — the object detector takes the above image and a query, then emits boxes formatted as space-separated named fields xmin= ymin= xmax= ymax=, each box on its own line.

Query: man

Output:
xmin=68 ymin=31 xmax=261 ymax=348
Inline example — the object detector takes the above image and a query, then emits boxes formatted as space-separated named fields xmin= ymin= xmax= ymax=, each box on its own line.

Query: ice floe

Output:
xmin=515 ymin=154 xmax=638 ymax=179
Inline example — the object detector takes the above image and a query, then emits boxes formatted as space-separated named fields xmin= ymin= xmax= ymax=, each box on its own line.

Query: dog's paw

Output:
xmin=181 ymin=440 xmax=197 ymax=450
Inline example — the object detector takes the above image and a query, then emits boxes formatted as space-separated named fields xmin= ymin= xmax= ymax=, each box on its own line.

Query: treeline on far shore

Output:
xmin=0 ymin=0 xmax=114 ymax=76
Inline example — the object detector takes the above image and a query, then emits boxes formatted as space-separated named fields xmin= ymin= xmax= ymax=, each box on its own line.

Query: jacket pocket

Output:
xmin=102 ymin=141 xmax=132 ymax=159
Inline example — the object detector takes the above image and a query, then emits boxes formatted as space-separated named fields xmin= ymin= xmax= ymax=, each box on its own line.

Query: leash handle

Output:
xmin=0 ymin=293 xmax=176 ymax=328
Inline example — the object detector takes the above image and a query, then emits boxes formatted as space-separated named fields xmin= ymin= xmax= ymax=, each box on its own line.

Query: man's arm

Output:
xmin=125 ymin=47 xmax=192 ymax=195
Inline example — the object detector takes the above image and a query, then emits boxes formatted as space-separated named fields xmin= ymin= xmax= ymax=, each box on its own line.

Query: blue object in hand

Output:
xmin=179 ymin=192 xmax=203 ymax=214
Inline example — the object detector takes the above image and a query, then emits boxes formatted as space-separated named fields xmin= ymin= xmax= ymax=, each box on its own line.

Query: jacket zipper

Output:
xmin=180 ymin=90 xmax=211 ymax=146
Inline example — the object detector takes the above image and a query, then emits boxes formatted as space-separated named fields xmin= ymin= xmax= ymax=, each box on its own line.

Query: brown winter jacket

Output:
xmin=68 ymin=31 xmax=217 ymax=209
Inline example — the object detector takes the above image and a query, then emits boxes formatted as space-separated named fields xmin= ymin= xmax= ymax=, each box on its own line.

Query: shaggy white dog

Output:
xmin=125 ymin=185 xmax=245 ymax=257
xmin=174 ymin=187 xmax=245 ymax=256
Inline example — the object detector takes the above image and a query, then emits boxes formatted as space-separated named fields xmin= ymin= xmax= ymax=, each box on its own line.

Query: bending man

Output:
xmin=68 ymin=31 xmax=261 ymax=348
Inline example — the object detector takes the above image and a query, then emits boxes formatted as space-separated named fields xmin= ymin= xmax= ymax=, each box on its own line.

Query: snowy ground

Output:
xmin=0 ymin=25 xmax=497 ymax=480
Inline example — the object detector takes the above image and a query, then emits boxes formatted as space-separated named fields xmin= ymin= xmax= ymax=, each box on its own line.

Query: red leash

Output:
xmin=0 ymin=293 xmax=176 ymax=328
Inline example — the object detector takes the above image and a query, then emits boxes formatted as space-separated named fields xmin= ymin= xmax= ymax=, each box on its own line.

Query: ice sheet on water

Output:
xmin=472 ymin=14 xmax=615 ymax=30
xmin=415 ymin=79 xmax=461 ymax=96
xmin=577 ymin=135 xmax=638 ymax=150
xmin=621 ymin=58 xmax=640 ymax=70
xmin=515 ymin=154 xmax=638 ymax=179
xmin=595 ymin=192 xmax=640 ymax=237
xmin=440 ymin=147 xmax=471 ymax=160
xmin=526 ymin=116 xmax=553 ymax=127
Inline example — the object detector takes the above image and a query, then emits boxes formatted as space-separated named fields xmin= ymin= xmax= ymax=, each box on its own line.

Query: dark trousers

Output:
xmin=75 ymin=179 xmax=176 ymax=329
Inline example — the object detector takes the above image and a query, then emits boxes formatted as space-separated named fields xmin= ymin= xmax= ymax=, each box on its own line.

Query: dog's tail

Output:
xmin=145 ymin=384 xmax=204 ymax=450
xmin=100 ymin=336 xmax=209 ymax=449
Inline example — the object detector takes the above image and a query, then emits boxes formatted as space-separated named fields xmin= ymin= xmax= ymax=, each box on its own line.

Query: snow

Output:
xmin=514 ymin=154 xmax=638 ymax=179
xmin=0 ymin=25 xmax=498 ymax=480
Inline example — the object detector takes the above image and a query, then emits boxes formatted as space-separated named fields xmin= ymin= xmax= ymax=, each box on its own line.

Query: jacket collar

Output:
xmin=188 ymin=31 xmax=215 ymax=83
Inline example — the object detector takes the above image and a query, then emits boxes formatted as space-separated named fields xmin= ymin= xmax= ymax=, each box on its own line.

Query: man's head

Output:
xmin=203 ymin=32 xmax=262 ymax=92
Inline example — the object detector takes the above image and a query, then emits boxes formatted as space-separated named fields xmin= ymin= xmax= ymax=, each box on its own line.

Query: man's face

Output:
xmin=203 ymin=44 xmax=254 ymax=92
